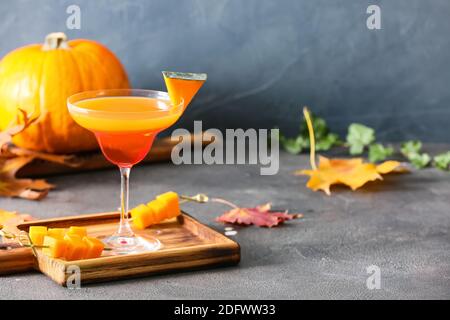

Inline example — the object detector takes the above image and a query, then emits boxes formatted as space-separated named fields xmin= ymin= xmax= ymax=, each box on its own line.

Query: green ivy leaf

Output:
xmin=300 ymin=113 xmax=341 ymax=150
xmin=434 ymin=151 xmax=450 ymax=171
xmin=277 ymin=112 xmax=340 ymax=154
xmin=301 ymin=116 xmax=328 ymax=140
xmin=316 ymin=133 xmax=340 ymax=151
xmin=409 ymin=153 xmax=431 ymax=169
xmin=368 ymin=143 xmax=394 ymax=163
xmin=279 ymin=135 xmax=306 ymax=155
xmin=400 ymin=140 xmax=423 ymax=158
xmin=346 ymin=123 xmax=375 ymax=155
xmin=400 ymin=140 xmax=431 ymax=169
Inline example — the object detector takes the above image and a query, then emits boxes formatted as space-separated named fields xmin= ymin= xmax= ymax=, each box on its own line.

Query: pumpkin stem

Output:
xmin=43 ymin=32 xmax=68 ymax=50
xmin=303 ymin=106 xmax=317 ymax=170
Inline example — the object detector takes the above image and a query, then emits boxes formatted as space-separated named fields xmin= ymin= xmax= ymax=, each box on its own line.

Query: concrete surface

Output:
xmin=0 ymin=151 xmax=449 ymax=299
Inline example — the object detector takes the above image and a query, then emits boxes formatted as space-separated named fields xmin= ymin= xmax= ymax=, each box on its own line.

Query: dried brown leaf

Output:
xmin=4 ymin=145 xmax=80 ymax=167
xmin=0 ymin=208 xmax=34 ymax=236
xmin=216 ymin=203 xmax=302 ymax=227
xmin=0 ymin=109 xmax=54 ymax=200
xmin=0 ymin=109 xmax=38 ymax=152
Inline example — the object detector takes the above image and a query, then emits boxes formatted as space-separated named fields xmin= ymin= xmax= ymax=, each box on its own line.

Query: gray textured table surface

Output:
xmin=0 ymin=151 xmax=449 ymax=300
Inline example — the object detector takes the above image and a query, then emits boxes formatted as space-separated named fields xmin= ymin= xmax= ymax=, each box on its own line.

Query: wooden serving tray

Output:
xmin=13 ymin=212 xmax=240 ymax=286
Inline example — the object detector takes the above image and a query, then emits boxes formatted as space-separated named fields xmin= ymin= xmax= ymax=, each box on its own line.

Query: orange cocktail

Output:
xmin=70 ymin=94 xmax=182 ymax=167
xmin=67 ymin=72 xmax=206 ymax=255
xmin=67 ymin=89 xmax=183 ymax=253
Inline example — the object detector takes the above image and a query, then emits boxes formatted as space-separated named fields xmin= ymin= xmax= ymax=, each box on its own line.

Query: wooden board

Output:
xmin=16 ymin=132 xmax=215 ymax=178
xmin=15 ymin=212 xmax=240 ymax=286
xmin=0 ymin=246 xmax=34 ymax=275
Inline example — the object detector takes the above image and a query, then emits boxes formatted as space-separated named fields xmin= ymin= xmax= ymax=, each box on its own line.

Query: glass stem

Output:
xmin=117 ymin=166 xmax=134 ymax=237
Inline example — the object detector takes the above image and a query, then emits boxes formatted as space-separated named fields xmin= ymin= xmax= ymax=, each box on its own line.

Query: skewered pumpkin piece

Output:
xmin=83 ymin=237 xmax=105 ymax=259
xmin=147 ymin=199 xmax=169 ymax=221
xmin=130 ymin=192 xmax=182 ymax=230
xmin=64 ymin=234 xmax=88 ymax=261
xmin=29 ymin=226 xmax=47 ymax=246
xmin=131 ymin=204 xmax=154 ymax=230
xmin=156 ymin=191 xmax=181 ymax=219
xmin=42 ymin=236 xmax=67 ymax=258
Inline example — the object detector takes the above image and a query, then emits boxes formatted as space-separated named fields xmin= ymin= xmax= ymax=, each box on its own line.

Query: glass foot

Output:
xmin=103 ymin=235 xmax=161 ymax=255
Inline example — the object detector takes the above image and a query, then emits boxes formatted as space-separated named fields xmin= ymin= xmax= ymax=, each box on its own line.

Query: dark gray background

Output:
xmin=1 ymin=0 xmax=449 ymax=142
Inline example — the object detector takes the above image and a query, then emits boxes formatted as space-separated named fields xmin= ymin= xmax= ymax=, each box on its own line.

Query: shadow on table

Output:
xmin=323 ymin=173 xmax=439 ymax=195
xmin=83 ymin=264 xmax=243 ymax=289
xmin=83 ymin=239 xmax=290 ymax=288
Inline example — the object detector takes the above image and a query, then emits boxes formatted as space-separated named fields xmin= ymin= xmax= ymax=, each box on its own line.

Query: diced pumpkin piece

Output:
xmin=162 ymin=71 xmax=207 ymax=110
xmin=47 ymin=228 xmax=66 ymax=239
xmin=83 ymin=237 xmax=105 ymax=259
xmin=64 ymin=234 xmax=88 ymax=261
xmin=156 ymin=191 xmax=181 ymax=219
xmin=67 ymin=226 xmax=87 ymax=238
xmin=147 ymin=199 xmax=169 ymax=221
xmin=131 ymin=204 xmax=154 ymax=230
xmin=28 ymin=226 xmax=47 ymax=246
xmin=42 ymin=236 xmax=67 ymax=258
xmin=129 ymin=194 xmax=180 ymax=230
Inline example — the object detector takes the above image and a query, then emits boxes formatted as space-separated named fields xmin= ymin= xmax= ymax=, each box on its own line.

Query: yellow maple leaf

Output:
xmin=296 ymin=108 xmax=406 ymax=195
xmin=0 ymin=208 xmax=34 ymax=236
xmin=296 ymin=156 xmax=401 ymax=195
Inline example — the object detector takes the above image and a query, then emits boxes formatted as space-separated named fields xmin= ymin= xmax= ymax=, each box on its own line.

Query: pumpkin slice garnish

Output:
xmin=162 ymin=71 xmax=207 ymax=110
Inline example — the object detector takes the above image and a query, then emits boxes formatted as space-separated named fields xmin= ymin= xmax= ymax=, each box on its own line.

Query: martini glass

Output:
xmin=67 ymin=89 xmax=184 ymax=254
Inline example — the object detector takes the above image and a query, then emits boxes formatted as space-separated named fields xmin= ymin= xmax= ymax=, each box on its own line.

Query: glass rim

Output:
xmin=67 ymin=89 xmax=184 ymax=115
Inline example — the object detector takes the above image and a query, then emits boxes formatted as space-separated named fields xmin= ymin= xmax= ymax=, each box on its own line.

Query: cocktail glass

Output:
xmin=67 ymin=89 xmax=184 ymax=254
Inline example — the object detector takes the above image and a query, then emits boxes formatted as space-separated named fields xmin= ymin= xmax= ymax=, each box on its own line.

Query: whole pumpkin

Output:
xmin=0 ymin=32 xmax=130 ymax=153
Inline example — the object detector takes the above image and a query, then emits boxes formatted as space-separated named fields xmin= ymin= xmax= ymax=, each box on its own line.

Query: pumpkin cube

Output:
xmin=147 ymin=199 xmax=169 ymax=221
xmin=83 ymin=237 xmax=105 ymax=259
xmin=47 ymin=228 xmax=66 ymax=239
xmin=28 ymin=226 xmax=47 ymax=246
xmin=42 ymin=236 xmax=67 ymax=259
xmin=67 ymin=226 xmax=87 ymax=238
xmin=156 ymin=191 xmax=181 ymax=219
xmin=131 ymin=204 xmax=154 ymax=230
xmin=64 ymin=234 xmax=88 ymax=261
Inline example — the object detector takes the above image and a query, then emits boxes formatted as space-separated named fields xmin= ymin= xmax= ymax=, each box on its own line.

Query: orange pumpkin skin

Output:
xmin=0 ymin=33 xmax=130 ymax=154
